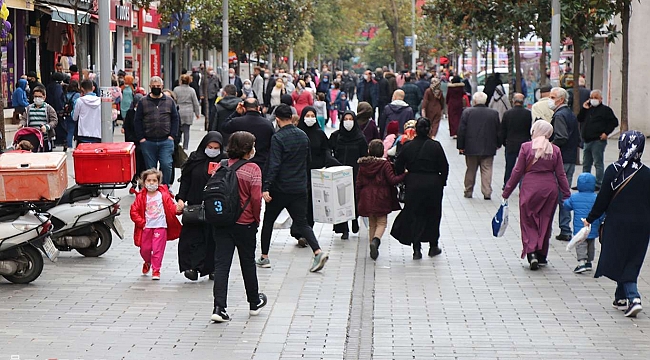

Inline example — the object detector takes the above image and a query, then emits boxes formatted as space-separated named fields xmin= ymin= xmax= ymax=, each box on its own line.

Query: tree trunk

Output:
xmin=620 ymin=0 xmax=630 ymax=131
xmin=514 ymin=32 xmax=522 ymax=93
xmin=203 ymin=44 xmax=210 ymax=130
xmin=386 ymin=0 xmax=405 ymax=71
xmin=572 ymin=37 xmax=581 ymax=115
xmin=507 ymin=46 xmax=514 ymax=97
xmin=540 ymin=35 xmax=548 ymax=85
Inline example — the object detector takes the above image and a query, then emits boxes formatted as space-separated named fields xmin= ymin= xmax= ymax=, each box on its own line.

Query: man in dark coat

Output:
xmin=226 ymin=68 xmax=243 ymax=96
xmin=549 ymin=87 xmax=581 ymax=241
xmin=375 ymin=69 xmax=391 ymax=122
xmin=357 ymin=69 xmax=378 ymax=109
xmin=27 ymin=71 xmax=44 ymax=103
xmin=568 ymin=76 xmax=591 ymax=109
xmin=341 ymin=69 xmax=356 ymax=100
xmin=212 ymin=84 xmax=240 ymax=140
xmin=457 ymin=91 xmax=501 ymax=200
xmin=221 ymin=97 xmax=275 ymax=174
xmin=401 ymin=75 xmax=423 ymax=116
xmin=378 ymin=90 xmax=415 ymax=138
xmin=577 ymin=89 xmax=619 ymax=190
xmin=499 ymin=93 xmax=532 ymax=185
xmin=46 ymin=72 xmax=67 ymax=147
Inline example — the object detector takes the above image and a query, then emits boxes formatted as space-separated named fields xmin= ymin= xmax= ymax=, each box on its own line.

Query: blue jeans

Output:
xmin=615 ymin=282 xmax=640 ymax=301
xmin=583 ymin=140 xmax=607 ymax=188
xmin=558 ymin=163 xmax=575 ymax=236
xmin=64 ymin=118 xmax=76 ymax=148
xmin=140 ymin=138 xmax=174 ymax=185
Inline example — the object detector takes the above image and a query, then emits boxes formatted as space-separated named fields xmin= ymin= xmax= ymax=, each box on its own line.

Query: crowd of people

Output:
xmin=10 ymin=62 xmax=647 ymax=321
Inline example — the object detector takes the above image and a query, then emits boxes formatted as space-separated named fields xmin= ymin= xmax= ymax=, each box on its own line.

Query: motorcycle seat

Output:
xmin=58 ymin=185 xmax=100 ymax=205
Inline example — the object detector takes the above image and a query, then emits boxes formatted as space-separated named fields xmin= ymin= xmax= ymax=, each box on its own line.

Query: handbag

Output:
xmin=173 ymin=144 xmax=188 ymax=168
xmin=182 ymin=203 xmax=206 ymax=224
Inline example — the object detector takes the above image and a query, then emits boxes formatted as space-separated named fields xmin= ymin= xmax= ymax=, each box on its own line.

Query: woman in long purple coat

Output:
xmin=503 ymin=121 xmax=571 ymax=270
xmin=446 ymin=76 xmax=465 ymax=138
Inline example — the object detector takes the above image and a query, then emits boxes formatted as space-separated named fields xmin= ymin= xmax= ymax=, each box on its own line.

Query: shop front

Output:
xmin=128 ymin=6 xmax=159 ymax=89
xmin=3 ymin=0 xmax=33 ymax=109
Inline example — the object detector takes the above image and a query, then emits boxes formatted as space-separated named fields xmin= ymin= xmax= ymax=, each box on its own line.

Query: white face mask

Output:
xmin=248 ymin=147 xmax=256 ymax=160
xmin=244 ymin=84 xmax=251 ymax=90
xmin=145 ymin=184 xmax=158 ymax=192
xmin=264 ymin=74 xmax=270 ymax=79
xmin=205 ymin=148 xmax=221 ymax=158
xmin=304 ymin=117 xmax=317 ymax=127
xmin=34 ymin=98 xmax=44 ymax=106
xmin=364 ymin=75 xmax=370 ymax=81
xmin=229 ymin=73 xmax=235 ymax=78
xmin=590 ymin=99 xmax=601 ymax=107
xmin=343 ymin=120 xmax=354 ymax=131
xmin=547 ymin=98 xmax=557 ymax=111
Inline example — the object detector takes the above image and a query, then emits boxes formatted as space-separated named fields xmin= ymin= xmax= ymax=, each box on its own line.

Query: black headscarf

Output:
xmin=297 ymin=106 xmax=319 ymax=135
xmin=182 ymin=131 xmax=224 ymax=174
xmin=338 ymin=110 xmax=365 ymax=144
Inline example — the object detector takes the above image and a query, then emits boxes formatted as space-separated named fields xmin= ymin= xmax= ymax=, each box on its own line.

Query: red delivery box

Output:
xmin=73 ymin=142 xmax=136 ymax=184
xmin=0 ymin=152 xmax=68 ymax=201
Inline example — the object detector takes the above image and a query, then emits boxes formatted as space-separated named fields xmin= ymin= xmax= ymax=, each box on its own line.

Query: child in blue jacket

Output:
xmin=563 ymin=172 xmax=603 ymax=274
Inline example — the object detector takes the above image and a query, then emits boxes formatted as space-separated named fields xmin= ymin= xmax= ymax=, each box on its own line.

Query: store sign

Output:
xmin=110 ymin=0 xmax=132 ymax=27
xmin=150 ymin=44 xmax=160 ymax=77
xmin=139 ymin=7 xmax=160 ymax=35
xmin=50 ymin=0 xmax=92 ymax=11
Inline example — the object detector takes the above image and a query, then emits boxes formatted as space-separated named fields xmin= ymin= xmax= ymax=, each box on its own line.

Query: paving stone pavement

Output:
xmin=1 ymin=116 xmax=649 ymax=360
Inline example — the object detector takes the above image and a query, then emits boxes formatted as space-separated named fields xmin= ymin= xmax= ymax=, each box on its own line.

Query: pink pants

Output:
xmin=140 ymin=228 xmax=167 ymax=271
xmin=329 ymin=110 xmax=338 ymax=126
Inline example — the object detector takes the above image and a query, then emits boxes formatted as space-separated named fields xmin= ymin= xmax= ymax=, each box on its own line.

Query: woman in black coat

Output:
xmin=584 ymin=131 xmax=650 ymax=317
xmin=391 ymin=118 xmax=449 ymax=259
xmin=176 ymin=131 xmax=225 ymax=280
xmin=329 ymin=110 xmax=368 ymax=239
xmin=290 ymin=106 xmax=340 ymax=246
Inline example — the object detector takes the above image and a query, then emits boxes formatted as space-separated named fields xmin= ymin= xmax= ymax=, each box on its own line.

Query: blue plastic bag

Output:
xmin=492 ymin=200 xmax=509 ymax=237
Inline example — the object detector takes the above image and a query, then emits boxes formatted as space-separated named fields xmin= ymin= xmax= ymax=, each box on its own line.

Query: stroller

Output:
xmin=13 ymin=127 xmax=45 ymax=152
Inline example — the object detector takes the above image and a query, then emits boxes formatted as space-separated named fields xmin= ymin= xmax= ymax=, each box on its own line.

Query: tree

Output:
xmin=613 ymin=0 xmax=639 ymax=131
xmin=361 ymin=28 xmax=397 ymax=69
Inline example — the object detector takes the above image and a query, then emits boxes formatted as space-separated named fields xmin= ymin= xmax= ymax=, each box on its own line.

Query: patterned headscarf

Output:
xmin=612 ymin=130 xmax=645 ymax=190
xmin=430 ymin=78 xmax=442 ymax=98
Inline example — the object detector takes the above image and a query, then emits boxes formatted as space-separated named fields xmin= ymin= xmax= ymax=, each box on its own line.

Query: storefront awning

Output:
xmin=38 ymin=4 xmax=91 ymax=24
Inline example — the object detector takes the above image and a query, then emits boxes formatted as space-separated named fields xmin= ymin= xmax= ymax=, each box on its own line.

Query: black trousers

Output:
xmin=213 ymin=223 xmax=259 ymax=309
xmin=261 ymin=191 xmax=321 ymax=255
xmin=290 ymin=189 xmax=315 ymax=239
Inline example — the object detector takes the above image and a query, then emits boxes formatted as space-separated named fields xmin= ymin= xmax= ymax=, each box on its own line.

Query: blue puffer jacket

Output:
xmin=564 ymin=172 xmax=603 ymax=238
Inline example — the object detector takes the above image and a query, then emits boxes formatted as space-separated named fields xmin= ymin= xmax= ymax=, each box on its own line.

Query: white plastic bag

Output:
xmin=273 ymin=209 xmax=293 ymax=229
xmin=566 ymin=222 xmax=591 ymax=251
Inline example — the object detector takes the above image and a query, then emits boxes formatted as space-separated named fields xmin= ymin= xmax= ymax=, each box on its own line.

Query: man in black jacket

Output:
xmin=549 ymin=87 xmax=581 ymax=241
xmin=221 ymin=97 xmax=274 ymax=173
xmin=375 ymin=69 xmax=391 ymax=121
xmin=213 ymin=85 xmax=239 ymax=135
xmin=499 ymin=93 xmax=532 ymax=185
xmin=577 ymin=89 xmax=618 ymax=189
xmin=457 ymin=91 xmax=501 ymax=200
xmin=257 ymin=104 xmax=329 ymax=273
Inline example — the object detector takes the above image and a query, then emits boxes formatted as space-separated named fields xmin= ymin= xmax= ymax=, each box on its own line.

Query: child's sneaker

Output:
xmin=249 ymin=293 xmax=268 ymax=316
xmin=624 ymin=298 xmax=643 ymax=317
xmin=585 ymin=262 xmax=593 ymax=270
xmin=142 ymin=262 xmax=151 ymax=275
xmin=152 ymin=270 xmax=160 ymax=280
xmin=256 ymin=257 xmax=271 ymax=268
xmin=573 ymin=261 xmax=589 ymax=274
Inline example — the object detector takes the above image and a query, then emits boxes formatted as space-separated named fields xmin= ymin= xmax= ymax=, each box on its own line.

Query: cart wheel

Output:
xmin=3 ymin=245 xmax=44 ymax=284
xmin=76 ymin=223 xmax=112 ymax=257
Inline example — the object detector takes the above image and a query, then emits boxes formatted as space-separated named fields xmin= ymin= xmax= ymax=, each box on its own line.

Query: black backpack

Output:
xmin=203 ymin=159 xmax=250 ymax=227
xmin=60 ymin=93 xmax=75 ymax=118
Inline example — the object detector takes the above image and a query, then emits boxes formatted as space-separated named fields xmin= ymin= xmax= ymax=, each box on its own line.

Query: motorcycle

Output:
xmin=0 ymin=203 xmax=58 ymax=284
xmin=38 ymin=185 xmax=124 ymax=257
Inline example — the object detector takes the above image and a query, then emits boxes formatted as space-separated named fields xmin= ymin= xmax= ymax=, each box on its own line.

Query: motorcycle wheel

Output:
xmin=76 ymin=223 xmax=112 ymax=257
xmin=3 ymin=245 xmax=44 ymax=284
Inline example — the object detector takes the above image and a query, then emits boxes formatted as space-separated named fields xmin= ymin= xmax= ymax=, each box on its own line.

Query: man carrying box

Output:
xmin=257 ymin=104 xmax=329 ymax=273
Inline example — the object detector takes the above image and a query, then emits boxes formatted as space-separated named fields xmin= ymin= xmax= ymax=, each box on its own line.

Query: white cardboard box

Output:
xmin=311 ymin=166 xmax=355 ymax=224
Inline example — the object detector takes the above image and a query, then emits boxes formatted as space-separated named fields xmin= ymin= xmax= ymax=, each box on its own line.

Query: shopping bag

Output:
xmin=492 ymin=200 xmax=509 ymax=237
xmin=566 ymin=223 xmax=591 ymax=251
xmin=273 ymin=209 xmax=293 ymax=229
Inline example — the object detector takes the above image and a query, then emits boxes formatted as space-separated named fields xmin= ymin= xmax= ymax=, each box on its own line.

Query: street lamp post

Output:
xmin=222 ymin=0 xmax=229 ymax=79
xmin=550 ymin=0 xmax=561 ymax=87
xmin=99 ymin=0 xmax=112 ymax=143
xmin=411 ymin=0 xmax=416 ymax=72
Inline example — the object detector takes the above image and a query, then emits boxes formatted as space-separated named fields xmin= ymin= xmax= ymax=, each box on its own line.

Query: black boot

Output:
xmin=428 ymin=246 xmax=442 ymax=257
xmin=527 ymin=253 xmax=539 ymax=270
xmin=184 ymin=269 xmax=199 ymax=281
xmin=369 ymin=237 xmax=381 ymax=260
xmin=413 ymin=243 xmax=422 ymax=260
xmin=352 ymin=220 xmax=360 ymax=234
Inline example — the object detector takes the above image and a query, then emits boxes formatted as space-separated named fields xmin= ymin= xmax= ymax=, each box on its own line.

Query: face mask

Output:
xmin=264 ymin=74 xmax=269 ymax=79
xmin=248 ymin=147 xmax=256 ymax=160
xmin=344 ymin=71 xmax=349 ymax=76
xmin=343 ymin=120 xmax=354 ymax=131
xmin=151 ymin=87 xmax=162 ymax=96
xmin=364 ymin=75 xmax=370 ymax=81
xmin=145 ymin=184 xmax=158 ymax=192
xmin=330 ymin=85 xmax=335 ymax=89
xmin=275 ymin=82 xmax=283 ymax=89
xmin=34 ymin=98 xmax=44 ymax=106
xmin=229 ymin=73 xmax=235 ymax=78
xmin=323 ymin=78 xmax=329 ymax=83
xmin=205 ymin=148 xmax=221 ymax=158
xmin=244 ymin=84 xmax=251 ymax=90
xmin=341 ymin=97 xmax=347 ymax=101
xmin=25 ymin=85 xmax=30 ymax=93
xmin=304 ymin=117 xmax=317 ymax=127
xmin=547 ymin=98 xmax=557 ymax=111
xmin=590 ymin=99 xmax=601 ymax=107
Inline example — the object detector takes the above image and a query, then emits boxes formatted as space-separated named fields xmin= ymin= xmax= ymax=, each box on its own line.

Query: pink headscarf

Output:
xmin=531 ymin=120 xmax=554 ymax=160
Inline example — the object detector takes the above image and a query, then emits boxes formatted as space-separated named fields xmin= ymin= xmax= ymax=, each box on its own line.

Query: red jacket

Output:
xmin=130 ymin=186 xmax=182 ymax=246
xmin=356 ymin=156 xmax=406 ymax=216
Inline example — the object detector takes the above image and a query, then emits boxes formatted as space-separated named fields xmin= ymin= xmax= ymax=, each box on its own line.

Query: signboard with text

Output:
xmin=139 ymin=7 xmax=161 ymax=35
xmin=150 ymin=44 xmax=160 ymax=77
xmin=110 ymin=0 xmax=132 ymax=28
